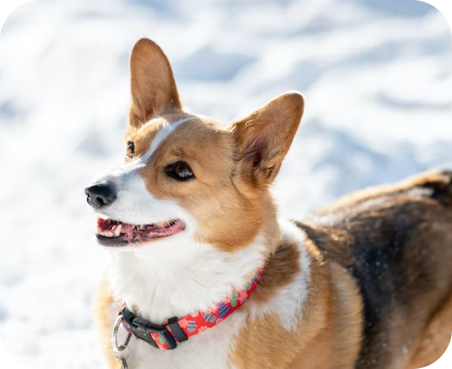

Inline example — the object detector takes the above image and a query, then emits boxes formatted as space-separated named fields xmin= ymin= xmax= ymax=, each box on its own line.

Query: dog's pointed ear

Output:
xmin=230 ymin=92 xmax=304 ymax=186
xmin=129 ymin=38 xmax=181 ymax=128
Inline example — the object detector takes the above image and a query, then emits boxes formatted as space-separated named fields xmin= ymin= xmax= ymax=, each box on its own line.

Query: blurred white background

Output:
xmin=0 ymin=0 xmax=450 ymax=368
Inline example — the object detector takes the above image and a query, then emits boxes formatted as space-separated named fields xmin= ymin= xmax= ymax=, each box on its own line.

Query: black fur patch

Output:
xmin=298 ymin=170 xmax=452 ymax=368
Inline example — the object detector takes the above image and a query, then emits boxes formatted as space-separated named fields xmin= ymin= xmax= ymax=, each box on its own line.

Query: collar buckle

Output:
xmin=121 ymin=306 xmax=177 ymax=350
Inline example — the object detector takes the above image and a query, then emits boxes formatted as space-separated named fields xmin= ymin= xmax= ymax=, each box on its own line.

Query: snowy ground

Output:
xmin=0 ymin=0 xmax=451 ymax=368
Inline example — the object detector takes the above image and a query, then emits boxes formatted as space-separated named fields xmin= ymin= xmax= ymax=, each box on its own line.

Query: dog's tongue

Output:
xmin=120 ymin=223 xmax=135 ymax=241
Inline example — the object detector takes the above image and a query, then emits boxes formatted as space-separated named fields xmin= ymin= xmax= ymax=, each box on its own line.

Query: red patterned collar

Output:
xmin=119 ymin=267 xmax=263 ymax=350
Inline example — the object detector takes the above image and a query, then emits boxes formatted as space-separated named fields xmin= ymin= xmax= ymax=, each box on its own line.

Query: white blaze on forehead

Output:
xmin=140 ymin=116 xmax=193 ymax=164
xmin=106 ymin=116 xmax=193 ymax=176
xmin=102 ymin=116 xmax=194 ymax=177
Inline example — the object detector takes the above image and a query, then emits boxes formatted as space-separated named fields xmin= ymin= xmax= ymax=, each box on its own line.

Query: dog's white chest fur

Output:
xmin=106 ymin=237 xmax=265 ymax=369
xmin=107 ymin=221 xmax=310 ymax=369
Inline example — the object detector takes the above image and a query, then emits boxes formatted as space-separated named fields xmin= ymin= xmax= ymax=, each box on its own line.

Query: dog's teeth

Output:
xmin=114 ymin=225 xmax=122 ymax=237
xmin=98 ymin=230 xmax=115 ymax=237
xmin=99 ymin=230 xmax=114 ymax=237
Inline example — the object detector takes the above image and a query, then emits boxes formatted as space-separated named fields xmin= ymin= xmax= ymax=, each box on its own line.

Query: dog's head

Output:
xmin=85 ymin=39 xmax=304 ymax=257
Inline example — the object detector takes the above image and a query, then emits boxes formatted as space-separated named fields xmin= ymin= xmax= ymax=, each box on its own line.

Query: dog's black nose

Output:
xmin=85 ymin=182 xmax=117 ymax=209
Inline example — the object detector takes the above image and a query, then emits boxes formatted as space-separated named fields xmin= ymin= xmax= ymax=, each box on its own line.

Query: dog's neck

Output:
xmin=107 ymin=231 xmax=271 ymax=324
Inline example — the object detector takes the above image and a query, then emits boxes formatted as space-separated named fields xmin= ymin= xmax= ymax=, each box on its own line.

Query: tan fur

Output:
xmin=129 ymin=39 xmax=181 ymax=127
xmin=250 ymin=241 xmax=301 ymax=304
xmin=405 ymin=293 xmax=452 ymax=369
xmin=230 ymin=92 xmax=304 ymax=186
xmin=95 ymin=276 xmax=120 ymax=369
xmin=231 ymin=240 xmax=363 ymax=369
xmin=133 ymin=116 xmax=276 ymax=251
xmin=124 ymin=117 xmax=164 ymax=156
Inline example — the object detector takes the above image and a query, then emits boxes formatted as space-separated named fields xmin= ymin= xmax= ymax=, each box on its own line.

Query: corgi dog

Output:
xmin=86 ymin=38 xmax=452 ymax=369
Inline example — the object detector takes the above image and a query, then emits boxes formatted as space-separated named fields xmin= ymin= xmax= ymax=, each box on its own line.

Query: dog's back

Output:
xmin=300 ymin=170 xmax=452 ymax=369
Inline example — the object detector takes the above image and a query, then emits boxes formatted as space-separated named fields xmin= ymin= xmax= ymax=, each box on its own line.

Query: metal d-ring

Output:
xmin=112 ymin=314 xmax=133 ymax=362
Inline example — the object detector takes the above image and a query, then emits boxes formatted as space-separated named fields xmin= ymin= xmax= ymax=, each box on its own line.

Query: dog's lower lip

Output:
xmin=95 ymin=217 xmax=185 ymax=247
xmin=96 ymin=235 xmax=130 ymax=247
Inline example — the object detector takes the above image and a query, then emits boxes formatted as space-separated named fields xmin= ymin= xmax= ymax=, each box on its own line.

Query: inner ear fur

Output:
xmin=230 ymin=92 xmax=304 ymax=186
xmin=129 ymin=38 xmax=182 ymax=128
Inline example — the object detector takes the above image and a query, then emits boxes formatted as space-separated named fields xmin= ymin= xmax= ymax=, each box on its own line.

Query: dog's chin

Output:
xmin=95 ymin=216 xmax=186 ymax=248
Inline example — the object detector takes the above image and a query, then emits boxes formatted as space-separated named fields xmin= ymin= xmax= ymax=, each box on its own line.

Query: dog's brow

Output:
xmin=141 ymin=117 xmax=193 ymax=163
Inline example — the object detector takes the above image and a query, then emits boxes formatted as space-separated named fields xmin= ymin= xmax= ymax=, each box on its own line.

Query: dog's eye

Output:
xmin=166 ymin=162 xmax=194 ymax=181
xmin=126 ymin=141 xmax=135 ymax=158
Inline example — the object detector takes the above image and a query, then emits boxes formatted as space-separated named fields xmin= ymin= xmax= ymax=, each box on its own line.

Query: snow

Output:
xmin=0 ymin=0 xmax=450 ymax=368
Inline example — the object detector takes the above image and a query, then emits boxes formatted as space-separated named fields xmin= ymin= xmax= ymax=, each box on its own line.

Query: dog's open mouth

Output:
xmin=96 ymin=216 xmax=185 ymax=247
